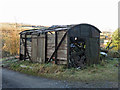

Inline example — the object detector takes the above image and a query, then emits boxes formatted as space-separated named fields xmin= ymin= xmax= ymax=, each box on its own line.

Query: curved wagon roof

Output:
xmin=20 ymin=23 xmax=101 ymax=35
xmin=73 ymin=23 xmax=101 ymax=33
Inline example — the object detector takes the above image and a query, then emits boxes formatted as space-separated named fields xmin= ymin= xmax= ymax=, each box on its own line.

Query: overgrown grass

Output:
xmin=6 ymin=58 xmax=119 ymax=82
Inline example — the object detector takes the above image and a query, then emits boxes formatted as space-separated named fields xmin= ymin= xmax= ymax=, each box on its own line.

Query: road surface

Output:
xmin=2 ymin=68 xmax=118 ymax=88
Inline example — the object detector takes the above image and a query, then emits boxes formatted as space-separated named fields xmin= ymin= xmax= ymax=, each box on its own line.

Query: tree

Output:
xmin=1 ymin=24 xmax=22 ymax=56
xmin=112 ymin=29 xmax=120 ymax=51
xmin=2 ymin=29 xmax=20 ymax=55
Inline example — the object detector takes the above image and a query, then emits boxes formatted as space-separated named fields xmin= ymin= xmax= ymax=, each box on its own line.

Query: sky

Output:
xmin=0 ymin=0 xmax=119 ymax=32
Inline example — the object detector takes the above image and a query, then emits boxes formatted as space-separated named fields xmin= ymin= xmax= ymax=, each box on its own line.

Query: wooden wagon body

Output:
xmin=19 ymin=23 xmax=101 ymax=67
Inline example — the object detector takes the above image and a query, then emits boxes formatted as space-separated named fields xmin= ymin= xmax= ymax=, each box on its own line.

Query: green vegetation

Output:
xmin=112 ymin=29 xmax=120 ymax=51
xmin=1 ymin=23 xmax=119 ymax=82
xmin=2 ymin=58 xmax=118 ymax=82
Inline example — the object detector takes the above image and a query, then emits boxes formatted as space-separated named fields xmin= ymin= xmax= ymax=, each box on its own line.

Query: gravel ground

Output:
xmin=2 ymin=68 xmax=118 ymax=88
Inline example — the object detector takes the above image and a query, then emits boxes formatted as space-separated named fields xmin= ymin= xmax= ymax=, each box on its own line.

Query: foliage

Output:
xmin=112 ymin=29 xmax=120 ymax=51
xmin=1 ymin=23 xmax=23 ymax=56
xmin=107 ymin=49 xmax=120 ymax=58
xmin=3 ymin=29 xmax=20 ymax=55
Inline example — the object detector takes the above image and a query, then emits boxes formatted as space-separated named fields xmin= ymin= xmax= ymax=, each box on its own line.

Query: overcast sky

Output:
xmin=0 ymin=0 xmax=119 ymax=32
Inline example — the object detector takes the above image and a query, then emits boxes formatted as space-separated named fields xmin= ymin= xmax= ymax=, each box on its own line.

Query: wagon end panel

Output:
xmin=85 ymin=38 xmax=100 ymax=65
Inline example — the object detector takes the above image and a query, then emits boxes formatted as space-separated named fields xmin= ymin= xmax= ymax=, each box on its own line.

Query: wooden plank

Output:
xmin=37 ymin=35 xmax=45 ymax=63
xmin=67 ymin=33 xmax=69 ymax=67
xmin=27 ymin=41 xmax=31 ymax=45
xmin=57 ymin=30 xmax=66 ymax=34
xmin=32 ymin=35 xmax=38 ymax=38
xmin=47 ymin=50 xmax=67 ymax=58
xmin=57 ymin=50 xmax=67 ymax=60
xmin=47 ymin=47 xmax=55 ymax=50
xmin=57 ymin=30 xmax=67 ymax=62
xmin=47 ymin=31 xmax=68 ymax=63
xmin=31 ymin=38 xmax=37 ymax=62
xmin=47 ymin=34 xmax=55 ymax=38
xmin=47 ymin=49 xmax=55 ymax=57
xmin=57 ymin=56 xmax=67 ymax=60
xmin=89 ymin=38 xmax=99 ymax=64
xmin=58 ymin=38 xmax=67 ymax=44
xmin=27 ymin=35 xmax=32 ymax=38
xmin=47 ymin=44 xmax=67 ymax=50
xmin=57 ymin=60 xmax=67 ymax=64
xmin=85 ymin=38 xmax=99 ymax=65
xmin=57 ymin=50 xmax=67 ymax=54
xmin=22 ymin=34 xmax=25 ymax=38
xmin=47 ymin=44 xmax=55 ymax=46
xmin=58 ymin=33 xmax=67 ymax=44
xmin=47 ymin=37 xmax=55 ymax=40
xmin=47 ymin=38 xmax=55 ymax=43
xmin=47 ymin=32 xmax=55 ymax=59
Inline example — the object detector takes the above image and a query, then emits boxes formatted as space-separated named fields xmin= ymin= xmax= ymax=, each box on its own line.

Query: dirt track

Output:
xmin=2 ymin=68 xmax=118 ymax=88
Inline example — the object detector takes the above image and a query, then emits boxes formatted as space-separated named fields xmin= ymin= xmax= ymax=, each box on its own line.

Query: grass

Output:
xmin=3 ymin=58 xmax=119 ymax=82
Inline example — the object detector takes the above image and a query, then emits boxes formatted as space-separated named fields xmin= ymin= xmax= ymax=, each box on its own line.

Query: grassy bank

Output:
xmin=2 ymin=58 xmax=118 ymax=82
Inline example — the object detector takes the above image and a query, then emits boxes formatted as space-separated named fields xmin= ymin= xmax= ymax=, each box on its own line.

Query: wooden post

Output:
xmin=19 ymin=34 xmax=22 ymax=60
xmin=24 ymin=34 xmax=27 ymax=61
xmin=37 ymin=35 xmax=39 ymax=62
xmin=45 ymin=32 xmax=47 ymax=63
xmin=55 ymin=31 xmax=58 ymax=64
xmin=67 ymin=32 xmax=69 ymax=68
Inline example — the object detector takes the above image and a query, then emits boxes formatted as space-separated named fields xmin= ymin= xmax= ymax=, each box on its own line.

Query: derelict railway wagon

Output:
xmin=19 ymin=23 xmax=101 ymax=68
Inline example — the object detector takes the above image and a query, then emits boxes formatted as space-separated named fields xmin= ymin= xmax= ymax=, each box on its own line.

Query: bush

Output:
xmin=1 ymin=23 xmax=23 ymax=57
xmin=107 ymin=50 xmax=120 ymax=58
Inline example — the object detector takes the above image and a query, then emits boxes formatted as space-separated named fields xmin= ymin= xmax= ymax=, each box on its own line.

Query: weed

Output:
xmin=7 ymin=59 xmax=118 ymax=82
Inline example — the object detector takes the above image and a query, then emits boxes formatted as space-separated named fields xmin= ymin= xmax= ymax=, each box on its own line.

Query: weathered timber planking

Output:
xmin=47 ymin=39 xmax=55 ymax=43
xmin=26 ymin=35 xmax=32 ymax=38
xmin=47 ymin=33 xmax=55 ymax=37
xmin=21 ymin=45 xmax=24 ymax=54
xmin=47 ymin=44 xmax=55 ymax=47
xmin=37 ymin=35 xmax=45 ymax=63
xmin=57 ymin=51 xmax=67 ymax=60
xmin=31 ymin=38 xmax=37 ymax=62
xmin=57 ymin=50 xmax=67 ymax=54
xmin=47 ymin=49 xmax=55 ymax=57
xmin=47 ymin=44 xmax=67 ymax=50
xmin=58 ymin=35 xmax=67 ymax=44
xmin=57 ymin=60 xmax=67 ymax=64
xmin=47 ymin=33 xmax=55 ymax=59
xmin=20 ymin=24 xmax=101 ymax=66
xmin=47 ymin=47 xmax=55 ymax=50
